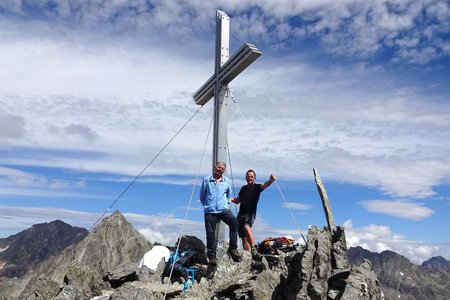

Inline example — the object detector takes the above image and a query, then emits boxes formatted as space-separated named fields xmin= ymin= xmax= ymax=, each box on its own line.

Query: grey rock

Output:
xmin=20 ymin=276 xmax=61 ymax=300
xmin=300 ymin=225 xmax=333 ymax=299
xmin=109 ymin=281 xmax=183 ymax=300
xmin=313 ymin=168 xmax=337 ymax=234
xmin=104 ymin=262 xmax=139 ymax=288
xmin=62 ymin=263 xmax=106 ymax=297
xmin=331 ymin=226 xmax=351 ymax=273
xmin=340 ymin=259 xmax=381 ymax=300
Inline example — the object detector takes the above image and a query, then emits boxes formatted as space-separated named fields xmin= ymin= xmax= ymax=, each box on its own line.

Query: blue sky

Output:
xmin=1 ymin=1 xmax=449 ymax=264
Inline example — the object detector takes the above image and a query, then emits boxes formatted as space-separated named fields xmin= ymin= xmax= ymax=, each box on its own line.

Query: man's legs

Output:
xmin=219 ymin=210 xmax=241 ymax=262
xmin=240 ymin=214 xmax=260 ymax=259
xmin=219 ymin=209 xmax=238 ymax=249
xmin=237 ymin=214 xmax=247 ymax=250
xmin=242 ymin=225 xmax=254 ymax=250
xmin=238 ymin=214 xmax=254 ymax=251
xmin=242 ymin=237 xmax=250 ymax=251
xmin=239 ymin=214 xmax=256 ymax=251
xmin=204 ymin=213 xmax=218 ymax=260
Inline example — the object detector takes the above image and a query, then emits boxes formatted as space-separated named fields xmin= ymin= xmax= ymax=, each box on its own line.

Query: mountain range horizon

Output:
xmin=1 ymin=211 xmax=449 ymax=299
xmin=1 ymin=217 xmax=446 ymax=266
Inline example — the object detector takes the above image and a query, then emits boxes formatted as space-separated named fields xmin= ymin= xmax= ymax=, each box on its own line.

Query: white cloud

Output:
xmin=0 ymin=166 xmax=33 ymax=178
xmin=1 ymin=31 xmax=449 ymax=200
xmin=0 ymin=165 xmax=92 ymax=200
xmin=359 ymin=200 xmax=435 ymax=220
xmin=375 ymin=242 xmax=391 ymax=253
xmin=0 ymin=110 xmax=25 ymax=141
xmin=138 ymin=228 xmax=179 ymax=245
xmin=0 ymin=1 xmax=449 ymax=201
xmin=343 ymin=219 xmax=450 ymax=263
xmin=283 ymin=202 xmax=313 ymax=211
xmin=1 ymin=0 xmax=449 ymax=65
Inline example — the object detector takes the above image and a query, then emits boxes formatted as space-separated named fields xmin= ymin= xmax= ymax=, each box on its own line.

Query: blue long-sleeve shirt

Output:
xmin=200 ymin=175 xmax=233 ymax=213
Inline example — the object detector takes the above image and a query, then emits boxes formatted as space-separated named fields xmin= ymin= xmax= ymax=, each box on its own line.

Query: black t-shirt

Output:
xmin=238 ymin=183 xmax=263 ymax=214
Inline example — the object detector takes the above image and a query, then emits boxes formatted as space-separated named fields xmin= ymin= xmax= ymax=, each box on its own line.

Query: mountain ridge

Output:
xmin=0 ymin=220 xmax=87 ymax=278
xmin=348 ymin=246 xmax=450 ymax=299
xmin=1 ymin=217 xmax=448 ymax=300
xmin=1 ymin=211 xmax=383 ymax=299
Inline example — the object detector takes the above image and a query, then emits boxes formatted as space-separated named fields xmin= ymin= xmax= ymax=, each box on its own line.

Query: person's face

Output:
xmin=246 ymin=172 xmax=256 ymax=185
xmin=214 ymin=163 xmax=226 ymax=176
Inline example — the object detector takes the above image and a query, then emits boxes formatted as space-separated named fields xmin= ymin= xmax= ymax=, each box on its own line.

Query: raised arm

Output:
xmin=261 ymin=174 xmax=276 ymax=190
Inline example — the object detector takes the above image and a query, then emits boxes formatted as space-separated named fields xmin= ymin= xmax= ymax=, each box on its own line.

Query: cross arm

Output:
xmin=193 ymin=43 xmax=262 ymax=105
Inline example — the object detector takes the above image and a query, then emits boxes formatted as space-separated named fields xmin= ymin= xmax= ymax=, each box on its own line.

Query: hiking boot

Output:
xmin=227 ymin=248 xmax=242 ymax=262
xmin=251 ymin=247 xmax=262 ymax=260
xmin=208 ymin=256 xmax=217 ymax=266
xmin=205 ymin=264 xmax=216 ymax=279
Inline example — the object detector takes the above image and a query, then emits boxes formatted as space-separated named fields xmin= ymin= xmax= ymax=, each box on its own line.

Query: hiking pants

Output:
xmin=204 ymin=209 xmax=238 ymax=258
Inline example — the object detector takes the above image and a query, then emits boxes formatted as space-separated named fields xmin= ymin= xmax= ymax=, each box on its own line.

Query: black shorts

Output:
xmin=237 ymin=213 xmax=256 ymax=238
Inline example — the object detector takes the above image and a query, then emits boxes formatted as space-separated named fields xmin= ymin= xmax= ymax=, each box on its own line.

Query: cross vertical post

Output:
xmin=213 ymin=11 xmax=229 ymax=168
xmin=212 ymin=10 xmax=229 ymax=258
xmin=193 ymin=10 xmax=262 ymax=258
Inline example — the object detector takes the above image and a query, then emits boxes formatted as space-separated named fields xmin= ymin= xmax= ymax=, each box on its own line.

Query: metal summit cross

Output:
xmin=193 ymin=10 xmax=261 ymax=257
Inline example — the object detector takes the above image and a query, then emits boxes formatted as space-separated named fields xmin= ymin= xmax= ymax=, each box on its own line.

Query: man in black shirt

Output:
xmin=232 ymin=169 xmax=275 ymax=258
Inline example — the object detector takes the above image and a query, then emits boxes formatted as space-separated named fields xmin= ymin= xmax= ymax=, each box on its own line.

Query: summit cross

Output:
xmin=193 ymin=10 xmax=261 ymax=257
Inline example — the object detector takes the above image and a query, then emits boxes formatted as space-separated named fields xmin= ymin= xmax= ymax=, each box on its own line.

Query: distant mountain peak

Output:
xmin=63 ymin=210 xmax=152 ymax=276
xmin=0 ymin=219 xmax=88 ymax=278
xmin=348 ymin=246 xmax=450 ymax=299
xmin=421 ymin=255 xmax=450 ymax=271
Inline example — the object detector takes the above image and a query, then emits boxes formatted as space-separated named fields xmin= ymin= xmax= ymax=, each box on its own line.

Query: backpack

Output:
xmin=162 ymin=249 xmax=203 ymax=283
xmin=257 ymin=236 xmax=298 ymax=255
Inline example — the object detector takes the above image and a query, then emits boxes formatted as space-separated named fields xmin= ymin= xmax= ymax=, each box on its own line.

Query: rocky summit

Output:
xmin=0 ymin=211 xmax=382 ymax=300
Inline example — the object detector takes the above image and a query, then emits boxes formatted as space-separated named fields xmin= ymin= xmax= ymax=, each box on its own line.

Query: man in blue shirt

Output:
xmin=200 ymin=162 xmax=241 ymax=265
